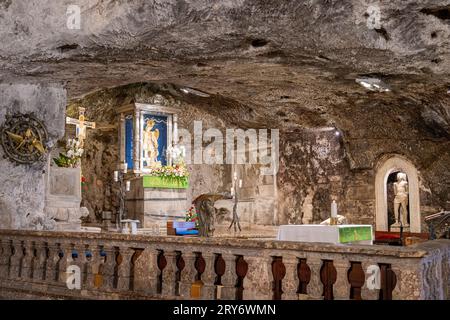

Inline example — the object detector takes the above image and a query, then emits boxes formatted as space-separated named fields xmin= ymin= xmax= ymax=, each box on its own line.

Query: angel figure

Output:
xmin=7 ymin=128 xmax=45 ymax=154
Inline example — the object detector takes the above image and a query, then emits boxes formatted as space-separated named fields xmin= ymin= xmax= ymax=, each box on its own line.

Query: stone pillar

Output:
xmin=0 ymin=239 xmax=12 ymax=279
xmin=101 ymin=246 xmax=116 ymax=291
xmin=33 ymin=242 xmax=47 ymax=281
xmin=134 ymin=247 xmax=159 ymax=295
xmin=221 ymin=254 xmax=237 ymax=300
xmin=201 ymin=252 xmax=216 ymax=300
xmin=21 ymin=240 xmax=35 ymax=280
xmin=133 ymin=109 xmax=141 ymax=172
xmin=58 ymin=244 xmax=73 ymax=285
xmin=82 ymin=245 xmax=96 ymax=290
xmin=116 ymin=247 xmax=135 ymax=291
xmin=282 ymin=255 xmax=299 ymax=300
xmin=119 ymin=113 xmax=125 ymax=163
xmin=307 ymin=256 xmax=323 ymax=299
xmin=45 ymin=244 xmax=59 ymax=283
xmin=243 ymin=256 xmax=272 ymax=300
xmin=361 ymin=260 xmax=379 ymax=300
xmin=179 ymin=252 xmax=196 ymax=299
xmin=161 ymin=250 xmax=177 ymax=297
xmin=173 ymin=114 xmax=178 ymax=146
xmin=9 ymin=239 xmax=23 ymax=280
xmin=333 ymin=258 xmax=351 ymax=300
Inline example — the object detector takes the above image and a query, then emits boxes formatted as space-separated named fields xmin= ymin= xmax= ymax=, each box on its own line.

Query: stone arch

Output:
xmin=375 ymin=155 xmax=421 ymax=233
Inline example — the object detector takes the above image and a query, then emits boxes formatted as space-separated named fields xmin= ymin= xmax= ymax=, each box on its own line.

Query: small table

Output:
xmin=277 ymin=224 xmax=373 ymax=245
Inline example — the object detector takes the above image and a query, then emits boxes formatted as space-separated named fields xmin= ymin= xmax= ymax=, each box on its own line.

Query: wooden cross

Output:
xmin=66 ymin=107 xmax=96 ymax=144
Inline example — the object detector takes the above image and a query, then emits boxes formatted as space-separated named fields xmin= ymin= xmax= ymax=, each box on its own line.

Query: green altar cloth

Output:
xmin=142 ymin=176 xmax=189 ymax=189
xmin=338 ymin=226 xmax=373 ymax=243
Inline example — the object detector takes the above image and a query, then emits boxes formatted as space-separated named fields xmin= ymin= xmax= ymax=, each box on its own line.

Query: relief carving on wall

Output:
xmin=0 ymin=113 xmax=49 ymax=165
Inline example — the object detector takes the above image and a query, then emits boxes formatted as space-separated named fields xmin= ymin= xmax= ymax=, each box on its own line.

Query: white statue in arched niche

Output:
xmin=392 ymin=172 xmax=409 ymax=228
xmin=375 ymin=155 xmax=421 ymax=233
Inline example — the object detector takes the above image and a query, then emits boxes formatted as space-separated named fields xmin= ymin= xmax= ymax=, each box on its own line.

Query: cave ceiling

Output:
xmin=0 ymin=0 xmax=449 ymax=138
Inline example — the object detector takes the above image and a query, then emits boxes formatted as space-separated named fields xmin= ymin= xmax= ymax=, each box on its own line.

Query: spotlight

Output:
xmin=180 ymin=87 xmax=210 ymax=97
xmin=335 ymin=130 xmax=340 ymax=136
xmin=355 ymin=77 xmax=390 ymax=92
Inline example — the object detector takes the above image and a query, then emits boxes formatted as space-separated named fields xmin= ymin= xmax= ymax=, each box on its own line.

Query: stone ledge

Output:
xmin=0 ymin=229 xmax=442 ymax=258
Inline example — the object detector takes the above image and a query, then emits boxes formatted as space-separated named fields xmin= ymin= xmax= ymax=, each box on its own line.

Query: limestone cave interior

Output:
xmin=0 ymin=0 xmax=449 ymax=301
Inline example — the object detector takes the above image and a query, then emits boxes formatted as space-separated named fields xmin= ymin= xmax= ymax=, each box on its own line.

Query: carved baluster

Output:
xmin=33 ymin=242 xmax=47 ymax=281
xmin=58 ymin=244 xmax=73 ymax=285
xmin=271 ymin=257 xmax=285 ymax=300
xmin=81 ymin=244 xmax=96 ymax=290
xmin=243 ymin=256 xmax=271 ymax=300
xmin=175 ymin=251 xmax=185 ymax=296
xmin=92 ymin=246 xmax=105 ymax=289
xmin=378 ymin=263 xmax=397 ymax=300
xmin=235 ymin=255 xmax=249 ymax=300
xmin=348 ymin=261 xmax=365 ymax=300
xmin=45 ymin=244 xmax=60 ymax=282
xmin=9 ymin=240 xmax=23 ymax=279
xmin=320 ymin=260 xmax=337 ymax=300
xmin=361 ymin=260 xmax=379 ymax=300
xmin=0 ymin=239 xmax=12 ymax=279
xmin=161 ymin=250 xmax=177 ymax=297
xmin=134 ymin=247 xmax=159 ymax=294
xmin=220 ymin=254 xmax=237 ymax=300
xmin=333 ymin=258 xmax=351 ymax=300
xmin=200 ymin=252 xmax=216 ymax=300
xmin=306 ymin=256 xmax=323 ymax=299
xmin=116 ymin=247 xmax=134 ymax=291
xmin=21 ymin=240 xmax=35 ymax=279
xmin=101 ymin=246 xmax=116 ymax=291
xmin=297 ymin=258 xmax=311 ymax=297
xmin=282 ymin=255 xmax=298 ymax=300
xmin=179 ymin=252 xmax=196 ymax=299
xmin=213 ymin=254 xmax=226 ymax=300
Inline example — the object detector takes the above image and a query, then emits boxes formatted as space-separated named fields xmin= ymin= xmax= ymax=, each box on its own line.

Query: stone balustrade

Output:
xmin=0 ymin=230 xmax=448 ymax=300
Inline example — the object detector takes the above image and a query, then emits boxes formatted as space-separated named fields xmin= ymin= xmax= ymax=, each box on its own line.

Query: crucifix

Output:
xmin=66 ymin=107 xmax=96 ymax=145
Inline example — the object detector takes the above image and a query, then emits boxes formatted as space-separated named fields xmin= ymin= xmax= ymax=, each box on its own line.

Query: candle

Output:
xmin=114 ymin=171 xmax=118 ymax=182
xmin=233 ymin=171 xmax=237 ymax=181
xmin=126 ymin=181 xmax=131 ymax=192
xmin=331 ymin=200 xmax=337 ymax=218
xmin=123 ymin=162 xmax=128 ymax=174
xmin=239 ymin=179 xmax=242 ymax=188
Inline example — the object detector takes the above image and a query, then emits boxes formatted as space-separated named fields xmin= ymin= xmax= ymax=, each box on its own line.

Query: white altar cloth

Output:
xmin=277 ymin=224 xmax=373 ymax=245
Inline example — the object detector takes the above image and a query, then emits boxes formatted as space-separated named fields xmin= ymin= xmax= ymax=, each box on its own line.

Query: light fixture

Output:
xmin=180 ymin=87 xmax=210 ymax=97
xmin=355 ymin=77 xmax=390 ymax=92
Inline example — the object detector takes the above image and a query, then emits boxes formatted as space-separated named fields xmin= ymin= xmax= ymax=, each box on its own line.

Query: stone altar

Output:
xmin=125 ymin=175 xmax=188 ymax=229
xmin=44 ymin=164 xmax=88 ymax=230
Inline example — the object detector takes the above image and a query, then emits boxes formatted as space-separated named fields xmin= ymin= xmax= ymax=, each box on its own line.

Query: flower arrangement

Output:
xmin=146 ymin=164 xmax=189 ymax=183
xmin=185 ymin=205 xmax=199 ymax=227
xmin=53 ymin=138 xmax=84 ymax=168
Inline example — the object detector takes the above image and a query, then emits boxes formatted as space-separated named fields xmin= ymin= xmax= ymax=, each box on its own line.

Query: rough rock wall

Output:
xmin=0 ymin=82 xmax=66 ymax=229
xmin=68 ymin=82 xmax=449 ymax=230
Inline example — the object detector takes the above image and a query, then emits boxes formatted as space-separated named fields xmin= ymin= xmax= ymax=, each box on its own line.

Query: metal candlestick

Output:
xmin=229 ymin=172 xmax=242 ymax=233
xmin=114 ymin=163 xmax=130 ymax=231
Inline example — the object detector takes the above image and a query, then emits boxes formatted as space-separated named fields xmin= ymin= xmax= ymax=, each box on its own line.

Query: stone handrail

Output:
xmin=0 ymin=230 xmax=448 ymax=300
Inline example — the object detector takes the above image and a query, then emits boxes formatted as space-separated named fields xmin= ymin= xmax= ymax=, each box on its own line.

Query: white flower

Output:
xmin=67 ymin=150 xmax=74 ymax=158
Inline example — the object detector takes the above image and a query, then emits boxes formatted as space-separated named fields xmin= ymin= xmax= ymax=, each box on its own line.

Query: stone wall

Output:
xmin=67 ymin=82 xmax=449 ymax=232
xmin=0 ymin=82 xmax=66 ymax=229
